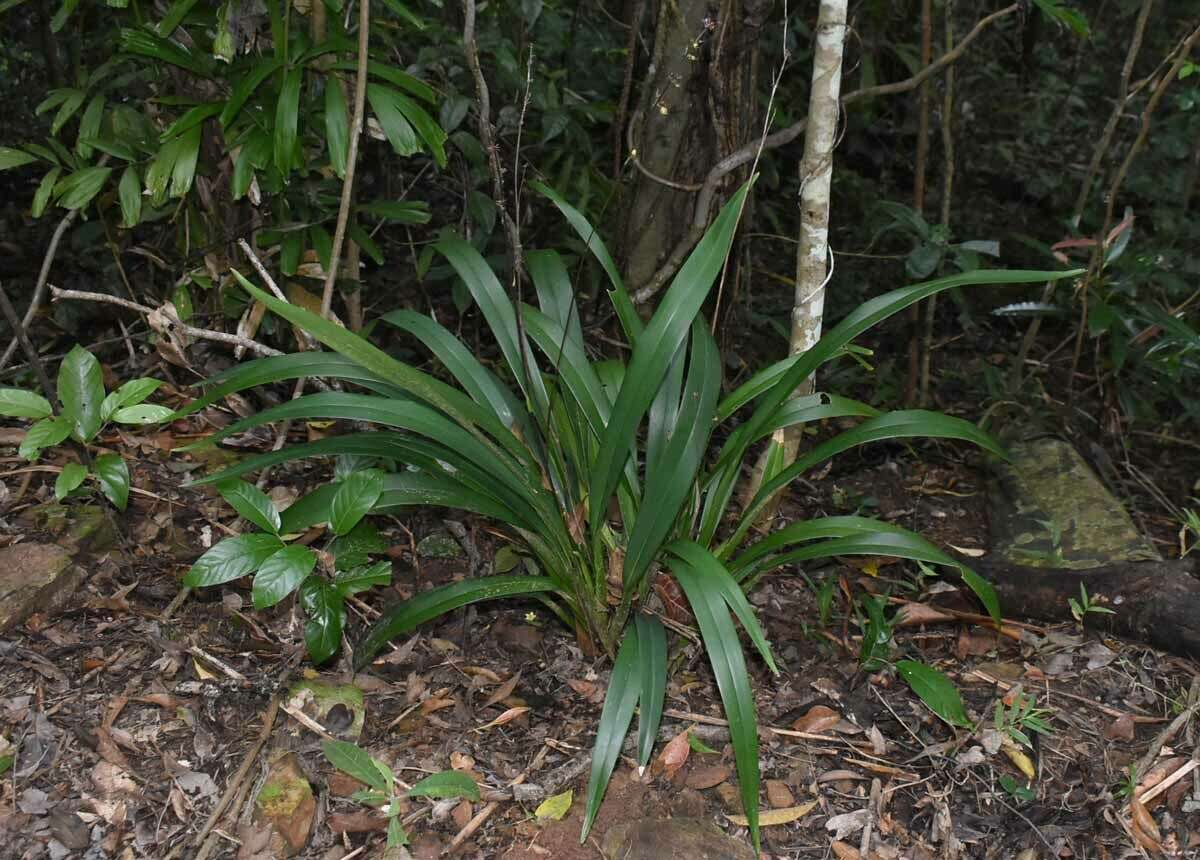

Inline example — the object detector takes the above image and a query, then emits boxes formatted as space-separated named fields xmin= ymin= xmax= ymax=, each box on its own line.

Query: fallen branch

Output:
xmin=634 ymin=2 xmax=1020 ymax=302
xmin=0 ymin=210 xmax=79 ymax=371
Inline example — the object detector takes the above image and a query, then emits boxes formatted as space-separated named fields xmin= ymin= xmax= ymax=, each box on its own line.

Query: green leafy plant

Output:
xmin=999 ymin=773 xmax=1037 ymax=804
xmin=896 ymin=659 xmax=974 ymax=728
xmin=175 ymin=178 xmax=1079 ymax=848
xmin=322 ymin=740 xmax=479 ymax=848
xmin=0 ymin=345 xmax=170 ymax=509
xmin=1114 ymin=763 xmax=1139 ymax=800
xmin=1179 ymin=504 xmax=1199 ymax=557
xmin=183 ymin=475 xmax=393 ymax=663
xmin=993 ymin=691 xmax=1053 ymax=749
xmin=1068 ymin=582 xmax=1116 ymax=623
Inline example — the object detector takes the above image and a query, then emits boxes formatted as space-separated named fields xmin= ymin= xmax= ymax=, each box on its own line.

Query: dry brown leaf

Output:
xmin=830 ymin=842 xmax=860 ymax=860
xmin=421 ymin=697 xmax=456 ymax=715
xmin=895 ymin=602 xmax=953 ymax=627
xmin=726 ymin=800 xmax=817 ymax=827
xmin=474 ymin=706 xmax=529 ymax=732
xmin=657 ymin=728 xmax=692 ymax=778
xmin=793 ymin=704 xmax=841 ymax=734
xmin=818 ymin=769 xmax=867 ymax=784
xmin=482 ymin=671 xmax=522 ymax=710
xmin=464 ymin=666 xmax=503 ymax=684
xmin=566 ymin=678 xmax=604 ymax=703
xmin=685 ymin=764 xmax=730 ymax=790
xmin=1129 ymin=796 xmax=1163 ymax=853
xmin=327 ymin=811 xmax=389 ymax=833
xmin=1104 ymin=713 xmax=1136 ymax=741
xmin=1140 ymin=756 xmax=1189 ymax=793
xmin=765 ymin=779 xmax=795 ymax=809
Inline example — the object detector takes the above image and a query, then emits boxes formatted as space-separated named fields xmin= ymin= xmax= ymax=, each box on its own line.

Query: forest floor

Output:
xmin=1 ymin=350 xmax=1200 ymax=860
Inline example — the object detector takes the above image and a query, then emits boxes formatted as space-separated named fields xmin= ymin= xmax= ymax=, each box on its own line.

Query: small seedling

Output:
xmin=1114 ymin=763 xmax=1138 ymax=800
xmin=999 ymin=773 xmax=1036 ymax=804
xmin=1068 ymin=583 xmax=1116 ymax=623
xmin=322 ymin=740 xmax=479 ymax=847
xmin=0 ymin=345 xmax=171 ymax=510
xmin=1179 ymin=505 xmax=1199 ymax=557
xmin=993 ymin=691 xmax=1053 ymax=749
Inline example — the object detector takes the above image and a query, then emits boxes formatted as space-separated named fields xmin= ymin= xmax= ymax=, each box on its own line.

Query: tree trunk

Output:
xmin=619 ymin=0 xmax=769 ymax=294
xmin=739 ymin=0 xmax=848 ymax=519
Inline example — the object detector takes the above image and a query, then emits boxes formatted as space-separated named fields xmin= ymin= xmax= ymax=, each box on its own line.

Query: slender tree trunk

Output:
xmin=904 ymin=0 xmax=933 ymax=407
xmin=739 ymin=0 xmax=848 ymax=520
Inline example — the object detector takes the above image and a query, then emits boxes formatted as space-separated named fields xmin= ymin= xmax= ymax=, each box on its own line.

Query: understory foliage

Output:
xmin=179 ymin=179 xmax=1079 ymax=847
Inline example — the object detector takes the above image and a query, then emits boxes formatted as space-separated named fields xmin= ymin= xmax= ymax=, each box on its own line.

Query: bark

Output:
xmin=964 ymin=554 xmax=1200 ymax=659
xmin=619 ymin=0 xmax=769 ymax=293
xmin=738 ymin=0 xmax=847 ymax=518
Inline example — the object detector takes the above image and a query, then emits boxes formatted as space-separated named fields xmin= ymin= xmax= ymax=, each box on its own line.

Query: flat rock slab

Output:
xmin=600 ymin=818 xmax=756 ymax=860
xmin=990 ymin=437 xmax=1159 ymax=569
xmin=0 ymin=543 xmax=77 ymax=634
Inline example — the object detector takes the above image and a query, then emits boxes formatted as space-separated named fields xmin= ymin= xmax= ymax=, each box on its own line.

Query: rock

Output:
xmin=600 ymin=818 xmax=756 ymax=860
xmin=990 ymin=437 xmax=1159 ymax=569
xmin=253 ymin=753 xmax=316 ymax=856
xmin=417 ymin=532 xmax=462 ymax=559
xmin=0 ymin=543 xmax=75 ymax=634
xmin=30 ymin=504 xmax=117 ymax=553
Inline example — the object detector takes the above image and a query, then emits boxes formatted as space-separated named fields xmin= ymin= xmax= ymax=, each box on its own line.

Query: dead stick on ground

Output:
xmin=185 ymin=674 xmax=290 ymax=860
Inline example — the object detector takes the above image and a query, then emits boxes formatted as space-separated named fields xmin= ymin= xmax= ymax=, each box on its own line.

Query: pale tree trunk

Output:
xmin=740 ymin=0 xmax=848 ymax=520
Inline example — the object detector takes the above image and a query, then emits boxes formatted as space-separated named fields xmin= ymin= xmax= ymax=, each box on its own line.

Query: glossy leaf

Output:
xmin=334 ymin=560 xmax=392 ymax=595
xmin=668 ymin=549 xmax=762 ymax=851
xmin=580 ymin=629 xmax=639 ymax=842
xmin=32 ymin=167 xmax=61 ymax=217
xmin=94 ymin=452 xmax=130 ymax=511
xmin=325 ymin=78 xmax=349 ymax=177
xmin=323 ymin=740 xmax=390 ymax=791
xmin=330 ymin=469 xmax=384 ymax=536
xmin=55 ymin=166 xmax=112 ymax=210
xmin=54 ymin=462 xmax=88 ymax=500
xmin=356 ymin=575 xmax=557 ymax=667
xmin=217 ymin=479 xmax=281 ymax=534
xmin=0 ymin=147 xmax=37 ymax=171
xmin=634 ymin=614 xmax=667 ymax=770
xmin=18 ymin=416 xmax=70 ymax=460
xmin=896 ymin=660 xmax=973 ymax=728
xmin=183 ymin=533 xmax=285 ymax=587
xmin=112 ymin=404 xmax=175 ymax=424
xmin=274 ymin=67 xmax=302 ymax=172
xmin=368 ymin=83 xmax=420 ymax=156
xmin=253 ymin=545 xmax=317 ymax=608
xmin=118 ymin=165 xmax=141 ymax=227
xmin=57 ymin=345 xmax=104 ymax=442
xmin=0 ymin=388 xmax=52 ymax=419
xmin=407 ymin=771 xmax=480 ymax=801
xmin=300 ymin=577 xmax=345 ymax=664
xmin=588 ymin=182 xmax=750 ymax=535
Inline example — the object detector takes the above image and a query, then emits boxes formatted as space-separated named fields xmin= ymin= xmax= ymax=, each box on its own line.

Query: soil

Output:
xmin=0 ymin=414 xmax=1198 ymax=860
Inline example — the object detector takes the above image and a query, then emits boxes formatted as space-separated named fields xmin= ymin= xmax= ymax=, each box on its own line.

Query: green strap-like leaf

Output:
xmin=325 ymin=77 xmax=349 ymax=177
xmin=581 ymin=629 xmax=640 ymax=842
xmin=634 ymin=614 xmax=666 ymax=770
xmin=588 ymin=183 xmax=751 ymax=537
xmin=623 ymin=320 xmax=720 ymax=594
xmin=896 ymin=660 xmax=974 ymax=728
xmin=355 ymin=575 xmax=558 ymax=668
xmin=527 ymin=250 xmax=584 ymax=353
xmin=274 ymin=66 xmax=302 ymax=172
xmin=668 ymin=548 xmax=762 ymax=851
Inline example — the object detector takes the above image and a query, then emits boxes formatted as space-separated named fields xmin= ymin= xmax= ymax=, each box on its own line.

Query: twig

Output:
xmin=186 ymin=672 xmax=291 ymax=860
xmin=319 ymin=0 xmax=370 ymax=321
xmin=48 ymin=286 xmax=284 ymax=358
xmin=0 ymin=281 xmax=58 ymax=410
xmin=1134 ymin=674 xmax=1200 ymax=779
xmin=633 ymin=2 xmax=1020 ymax=302
xmin=0 ymin=198 xmax=90 ymax=371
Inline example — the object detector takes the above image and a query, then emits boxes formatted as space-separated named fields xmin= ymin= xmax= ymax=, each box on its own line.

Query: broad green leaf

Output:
xmin=217 ymin=479 xmax=281 ymax=534
xmin=0 ymin=388 xmax=52 ymax=419
xmin=332 ymin=59 xmax=436 ymax=104
xmin=330 ymin=470 xmax=384 ymax=536
xmin=895 ymin=660 xmax=973 ymax=728
xmin=407 ymin=771 xmax=480 ymax=801
xmin=32 ymin=167 xmax=61 ymax=218
xmin=94 ymin=452 xmax=129 ymax=510
xmin=169 ymin=125 xmax=201 ymax=198
xmin=588 ymin=182 xmax=751 ymax=535
xmin=334 ymin=560 xmax=392 ymax=595
xmin=367 ymin=83 xmax=420 ymax=157
xmin=159 ymin=102 xmax=222 ymax=142
xmin=112 ymin=404 xmax=175 ymax=425
xmin=0 ymin=147 xmax=37 ymax=171
xmin=668 ymin=550 xmax=762 ymax=851
xmin=108 ymin=378 xmax=162 ymax=412
xmin=220 ymin=57 xmax=284 ymax=127
xmin=300 ymin=578 xmax=345 ymax=664
xmin=118 ymin=166 xmax=141 ymax=227
xmin=356 ymin=575 xmax=557 ymax=667
xmin=325 ymin=78 xmax=349 ymax=177
xmin=118 ymin=28 xmax=213 ymax=77
xmin=57 ymin=345 xmax=105 ymax=442
xmin=329 ymin=521 xmax=386 ymax=570
xmin=50 ymin=90 xmax=85 ymax=134
xmin=581 ymin=630 xmax=640 ymax=842
xmin=253 ymin=545 xmax=316 ymax=608
xmin=55 ymin=166 xmax=112 ymax=211
xmin=274 ymin=67 xmax=302 ymax=172
xmin=54 ymin=462 xmax=88 ymax=500
xmin=322 ymin=740 xmax=390 ymax=791
xmin=18 ymin=416 xmax=71 ymax=460
xmin=634 ymin=614 xmax=666 ymax=770
xmin=183 ymin=533 xmax=285 ymax=587
xmin=75 ymin=94 xmax=104 ymax=159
